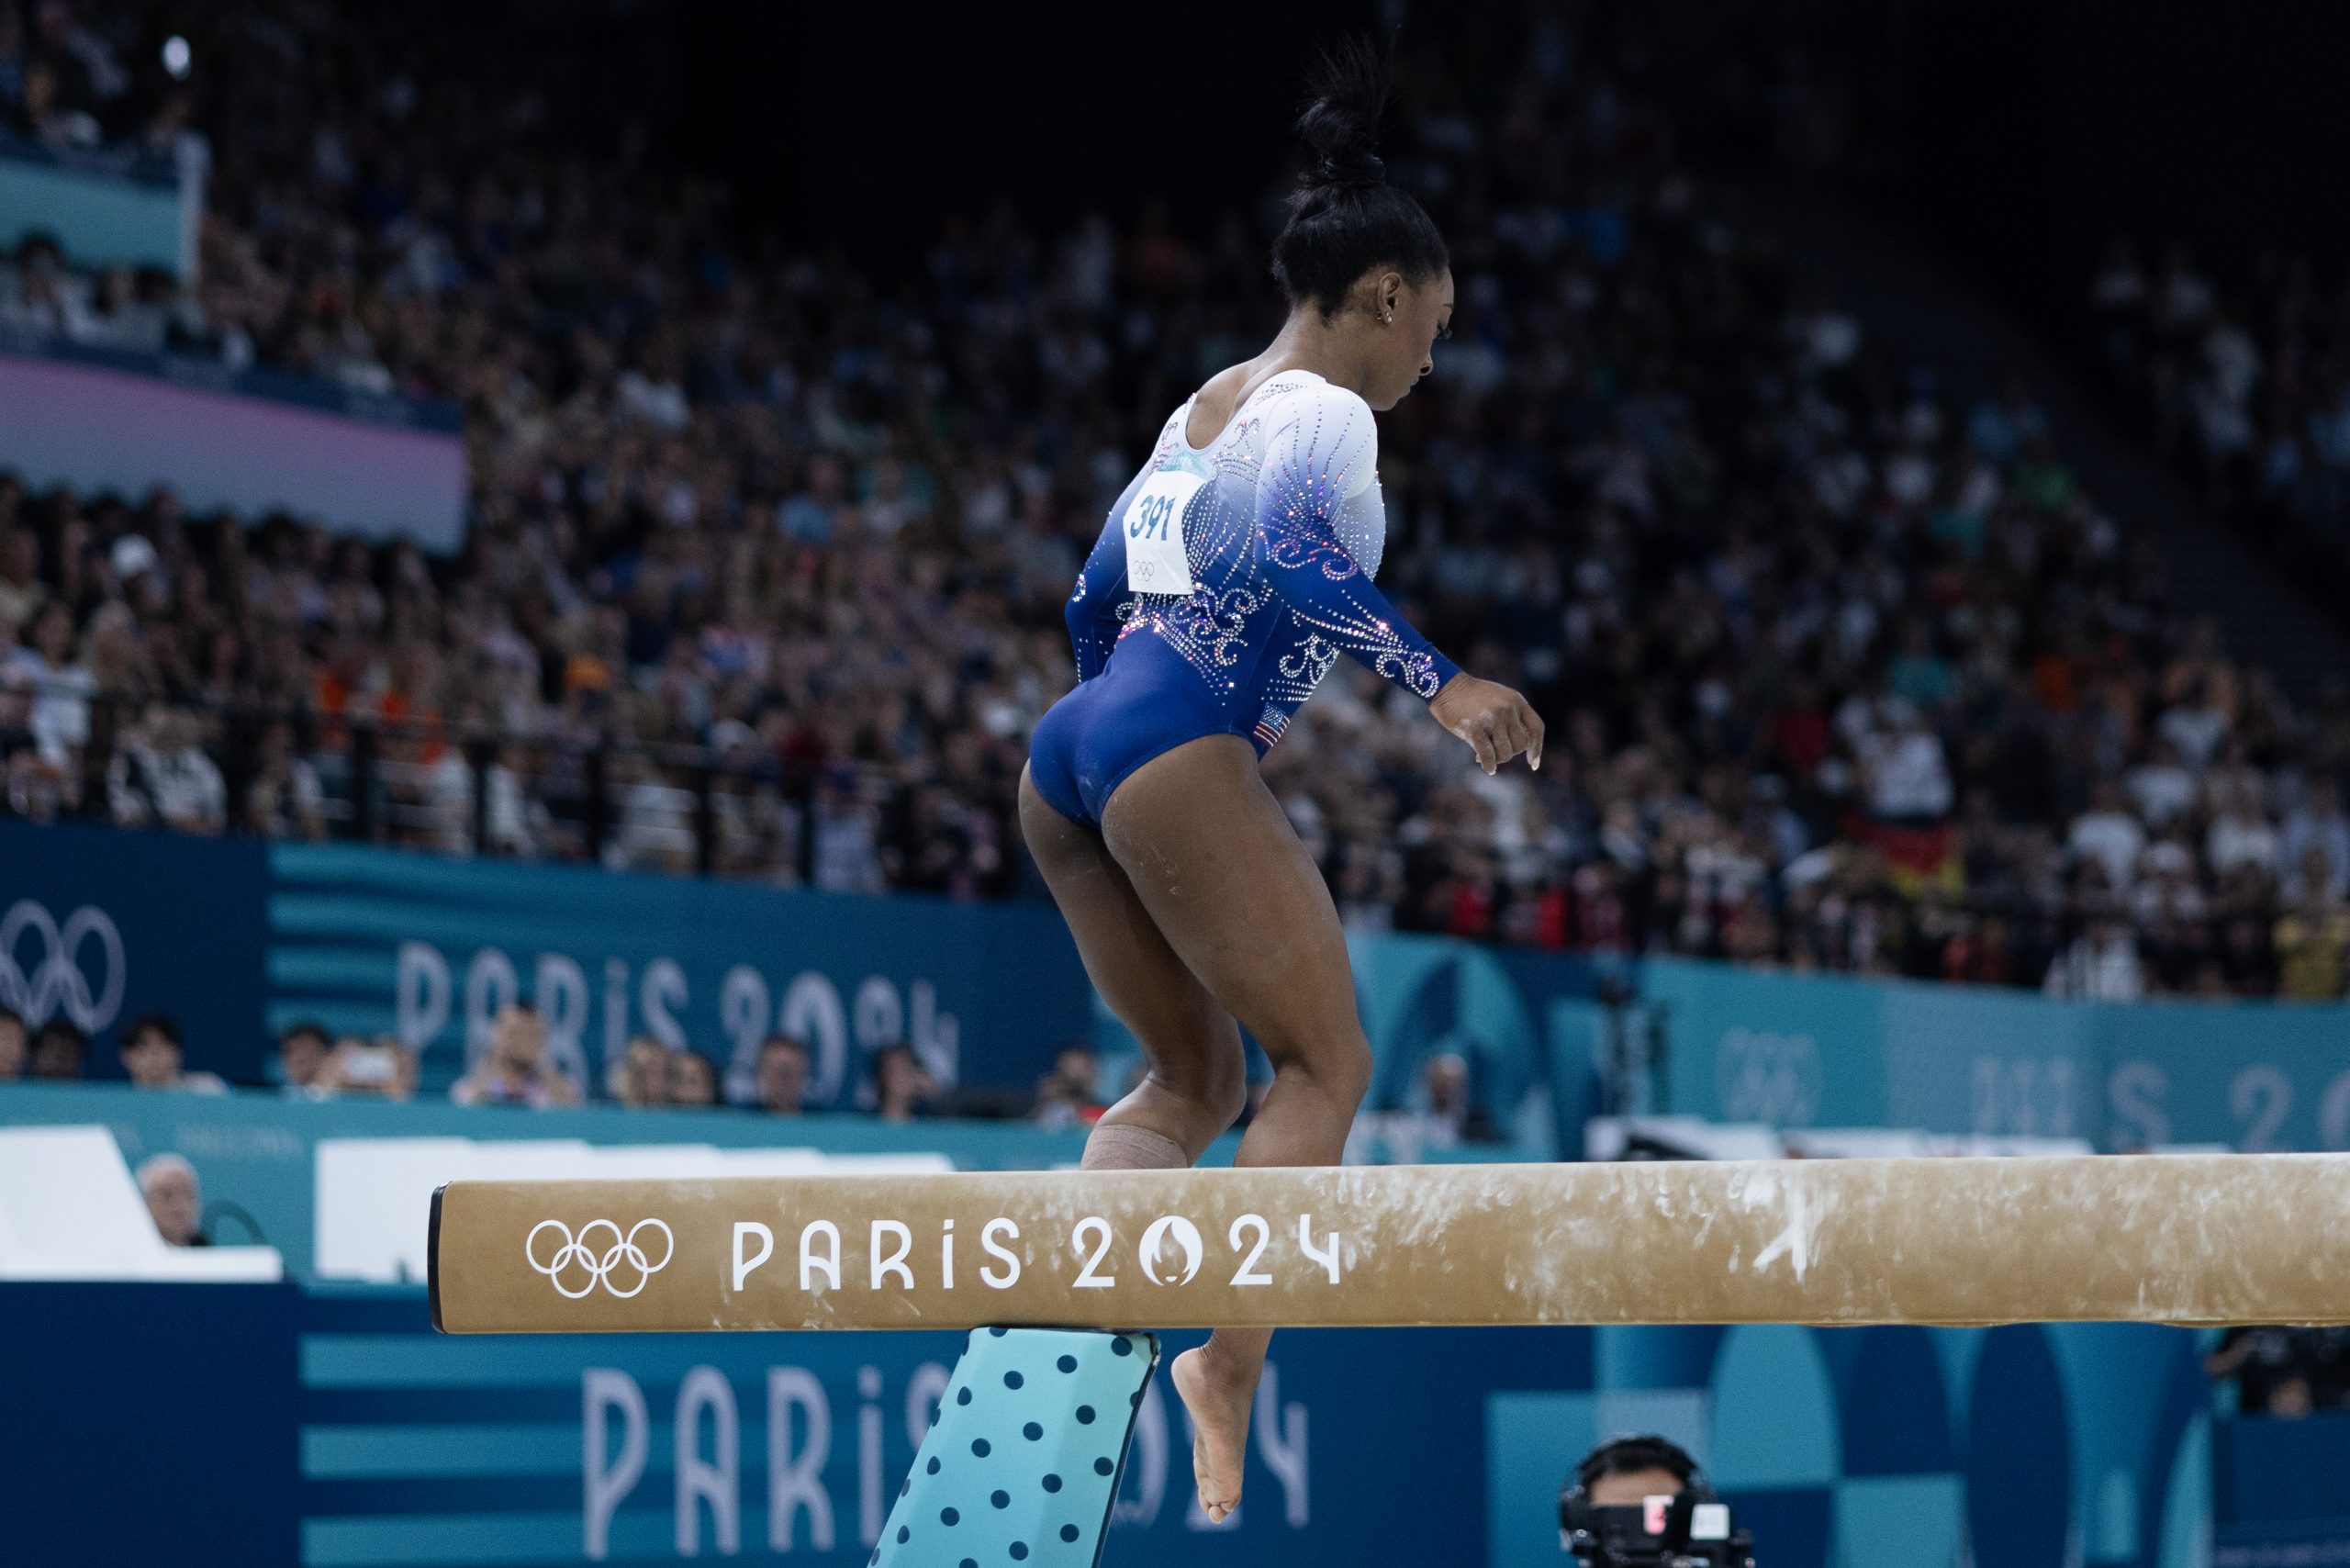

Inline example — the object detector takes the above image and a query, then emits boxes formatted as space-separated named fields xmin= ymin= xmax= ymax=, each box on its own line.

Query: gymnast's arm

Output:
xmin=1254 ymin=386 xmax=1543 ymax=774
xmin=1063 ymin=510 xmax=1128 ymax=682
xmin=1065 ymin=410 xmax=1188 ymax=680
xmin=1253 ymin=385 xmax=1454 ymax=695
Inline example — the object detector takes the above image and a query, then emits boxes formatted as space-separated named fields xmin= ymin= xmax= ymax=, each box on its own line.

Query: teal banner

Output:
xmin=4 ymin=1276 xmax=2293 ymax=1568
xmin=266 ymin=845 xmax=1093 ymax=1105
xmin=2096 ymin=1003 xmax=2350 ymax=1152
xmin=0 ymin=133 xmax=190 ymax=274
xmin=1649 ymin=957 xmax=2350 ymax=1150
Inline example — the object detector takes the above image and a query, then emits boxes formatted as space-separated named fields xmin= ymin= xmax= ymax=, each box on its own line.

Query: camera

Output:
xmin=1559 ymin=1435 xmax=1756 ymax=1568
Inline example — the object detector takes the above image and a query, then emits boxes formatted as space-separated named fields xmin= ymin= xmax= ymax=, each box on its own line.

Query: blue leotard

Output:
xmin=1027 ymin=370 xmax=1460 ymax=826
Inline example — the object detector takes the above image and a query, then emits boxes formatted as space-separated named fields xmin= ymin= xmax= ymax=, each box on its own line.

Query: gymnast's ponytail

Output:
xmin=1272 ymin=36 xmax=1449 ymax=317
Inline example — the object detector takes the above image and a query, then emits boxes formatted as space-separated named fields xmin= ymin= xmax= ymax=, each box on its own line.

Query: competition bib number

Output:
xmin=1124 ymin=469 xmax=1207 ymax=595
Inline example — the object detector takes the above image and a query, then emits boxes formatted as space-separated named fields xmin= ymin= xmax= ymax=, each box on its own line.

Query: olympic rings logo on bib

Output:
xmin=526 ymin=1218 xmax=674 ymax=1299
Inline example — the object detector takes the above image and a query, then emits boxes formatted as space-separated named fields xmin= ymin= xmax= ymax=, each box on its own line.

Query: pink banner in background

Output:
xmin=0 ymin=350 xmax=466 ymax=553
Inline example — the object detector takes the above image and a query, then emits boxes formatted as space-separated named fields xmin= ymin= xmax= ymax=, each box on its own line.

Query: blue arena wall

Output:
xmin=1649 ymin=956 xmax=2350 ymax=1150
xmin=263 ymin=841 xmax=1093 ymax=1104
xmin=6 ymin=822 xmax=2346 ymax=1152
xmin=0 ymin=818 xmax=271 ymax=1080
xmin=4 ymin=1275 xmax=2345 ymax=1568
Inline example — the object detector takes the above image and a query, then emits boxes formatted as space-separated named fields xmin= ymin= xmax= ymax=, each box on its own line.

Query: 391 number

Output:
xmin=1127 ymin=494 xmax=1179 ymax=541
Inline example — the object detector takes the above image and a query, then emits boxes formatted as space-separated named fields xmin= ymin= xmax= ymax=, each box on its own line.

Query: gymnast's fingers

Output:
xmin=1525 ymin=701 xmax=1545 ymax=770
xmin=1492 ymin=706 xmax=1528 ymax=767
xmin=1468 ymin=711 xmax=1500 ymax=775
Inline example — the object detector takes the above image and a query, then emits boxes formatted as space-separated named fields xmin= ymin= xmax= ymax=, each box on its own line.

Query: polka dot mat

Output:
xmin=869 ymin=1327 xmax=1158 ymax=1568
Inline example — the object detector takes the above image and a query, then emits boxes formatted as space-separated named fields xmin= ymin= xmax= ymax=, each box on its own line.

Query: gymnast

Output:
xmin=1020 ymin=40 xmax=1541 ymax=1522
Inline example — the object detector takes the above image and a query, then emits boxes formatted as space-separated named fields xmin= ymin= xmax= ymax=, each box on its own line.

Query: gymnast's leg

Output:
xmin=1018 ymin=767 xmax=1248 ymax=1169
xmin=1097 ymin=734 xmax=1374 ymax=1523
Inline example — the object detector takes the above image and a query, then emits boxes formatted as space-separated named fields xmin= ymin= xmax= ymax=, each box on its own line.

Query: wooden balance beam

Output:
xmin=426 ymin=1153 xmax=2350 ymax=1334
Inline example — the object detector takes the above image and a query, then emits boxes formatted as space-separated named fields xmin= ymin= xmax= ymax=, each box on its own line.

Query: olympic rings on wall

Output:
xmin=0 ymin=902 xmax=127 ymax=1033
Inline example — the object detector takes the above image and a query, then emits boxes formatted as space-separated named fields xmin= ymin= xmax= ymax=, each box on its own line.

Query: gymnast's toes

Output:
xmin=1171 ymin=1346 xmax=1249 ymax=1523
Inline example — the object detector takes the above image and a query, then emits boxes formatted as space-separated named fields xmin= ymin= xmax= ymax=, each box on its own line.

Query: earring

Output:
xmin=1382 ymin=311 xmax=1393 ymax=324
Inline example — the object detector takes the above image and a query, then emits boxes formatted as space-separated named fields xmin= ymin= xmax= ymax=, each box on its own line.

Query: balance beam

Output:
xmin=427 ymin=1154 xmax=2350 ymax=1334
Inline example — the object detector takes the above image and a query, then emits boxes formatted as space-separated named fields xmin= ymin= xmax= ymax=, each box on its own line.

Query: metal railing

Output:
xmin=0 ymin=683 xmax=2315 ymax=992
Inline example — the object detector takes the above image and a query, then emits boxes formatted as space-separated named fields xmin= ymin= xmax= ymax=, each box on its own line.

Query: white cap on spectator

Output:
xmin=110 ymin=535 xmax=161 ymax=581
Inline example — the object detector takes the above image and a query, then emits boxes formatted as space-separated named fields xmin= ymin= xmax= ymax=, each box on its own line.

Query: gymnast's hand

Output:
xmin=1429 ymin=673 xmax=1544 ymax=776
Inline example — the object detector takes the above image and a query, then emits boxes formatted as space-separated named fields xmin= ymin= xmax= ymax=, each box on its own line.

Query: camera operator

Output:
xmin=1560 ymin=1435 xmax=1755 ymax=1567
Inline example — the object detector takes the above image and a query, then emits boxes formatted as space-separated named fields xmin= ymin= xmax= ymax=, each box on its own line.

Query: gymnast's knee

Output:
xmin=1197 ymin=1047 xmax=1251 ymax=1133
xmin=1261 ymin=1026 xmax=1372 ymax=1114
xmin=1138 ymin=1050 xmax=1249 ymax=1149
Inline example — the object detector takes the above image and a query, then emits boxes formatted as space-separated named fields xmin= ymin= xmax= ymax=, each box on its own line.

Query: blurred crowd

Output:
xmin=2 ymin=1 xmax=2348 ymax=997
xmin=2088 ymin=238 xmax=2350 ymax=623
xmin=0 ymin=0 xmax=186 ymax=157
xmin=1 ymin=996 xmax=1518 ymax=1172
xmin=2208 ymin=1325 xmax=2350 ymax=1420
xmin=0 ymin=997 xmax=1113 ymax=1130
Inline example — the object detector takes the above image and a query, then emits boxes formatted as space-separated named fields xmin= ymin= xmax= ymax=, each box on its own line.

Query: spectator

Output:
xmin=275 ymin=1021 xmax=332 ymax=1097
xmin=449 ymin=1002 xmax=577 ymax=1107
xmin=2125 ymin=740 xmax=2199 ymax=832
xmin=870 ymin=1043 xmax=935 ymax=1123
xmin=136 ymin=1153 xmax=208 ymax=1248
xmin=324 ymin=1036 xmax=417 ymax=1100
xmin=0 ymin=1004 xmax=25 ymax=1079
xmin=2207 ymin=778 xmax=2282 ymax=886
xmin=1857 ymin=700 xmax=1953 ymax=822
xmin=607 ymin=1036 xmax=673 ymax=1107
xmin=2208 ymin=1326 xmax=2321 ymax=1417
xmin=2280 ymin=778 xmax=2350 ymax=902
xmin=106 ymin=705 xmax=228 ymax=834
xmin=1412 ymin=1051 xmax=1506 ymax=1149
xmin=2044 ymin=919 xmax=2148 ymax=1002
xmin=2089 ymin=238 xmax=2350 ymax=622
xmin=0 ymin=0 xmax=2336 ymax=1002
xmin=0 ymin=662 xmax=73 ymax=820
xmin=666 ymin=1047 xmax=721 ymax=1108
xmin=754 ymin=1033 xmax=811 ymax=1116
xmin=244 ymin=723 xmax=328 ymax=841
xmin=2274 ymin=853 xmax=2350 ymax=1001
xmin=28 ymin=1017 xmax=84 ymax=1080
xmin=118 ymin=1013 xmax=229 ymax=1093
xmin=1031 ymin=1041 xmax=1105 ymax=1131
xmin=811 ymin=767 xmax=886 ymax=893
xmin=605 ymin=751 xmax=697 ymax=874
xmin=0 ymin=527 xmax=44 ymax=634
xmin=2305 ymin=1327 xmax=2350 ymax=1410
xmin=5 ymin=601 xmax=93 ymax=767
xmin=2069 ymin=780 xmax=2150 ymax=892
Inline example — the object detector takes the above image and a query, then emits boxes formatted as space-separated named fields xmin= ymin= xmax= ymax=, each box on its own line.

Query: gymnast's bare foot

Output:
xmin=1171 ymin=1343 xmax=1254 ymax=1524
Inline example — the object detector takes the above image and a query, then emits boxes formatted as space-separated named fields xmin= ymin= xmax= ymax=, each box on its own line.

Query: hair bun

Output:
xmin=1271 ymin=35 xmax=1449 ymax=316
xmin=1294 ymin=36 xmax=1393 ymax=189
xmin=1317 ymin=153 xmax=1386 ymax=189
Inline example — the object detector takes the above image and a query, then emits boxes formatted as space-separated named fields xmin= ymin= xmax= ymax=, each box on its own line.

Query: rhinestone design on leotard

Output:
xmin=1066 ymin=374 xmax=1457 ymax=740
